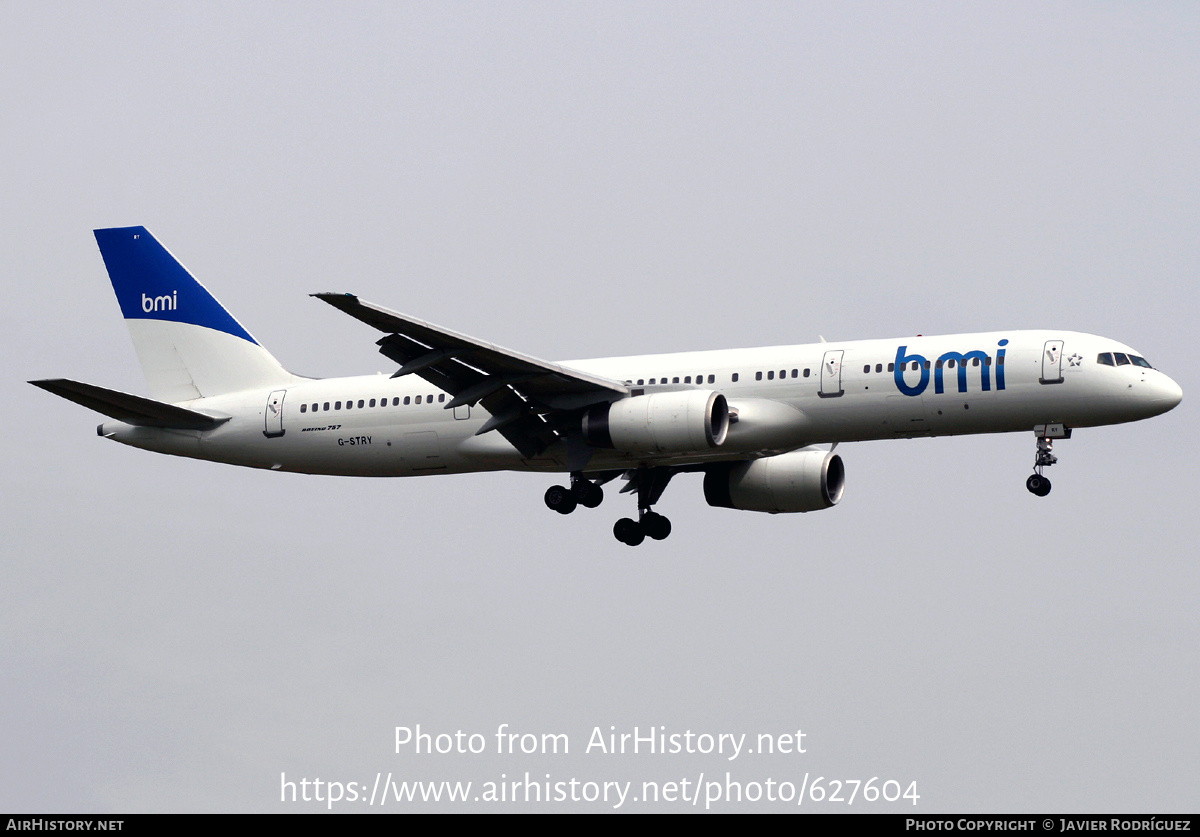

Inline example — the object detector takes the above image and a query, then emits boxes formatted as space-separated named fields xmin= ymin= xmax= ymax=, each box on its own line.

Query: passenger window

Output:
xmin=404 ymin=396 xmax=410 ymax=405
xmin=357 ymin=400 xmax=364 ymax=408
xmin=335 ymin=401 xmax=342 ymax=410
xmin=863 ymin=365 xmax=870 ymax=374
xmin=1114 ymin=353 xmax=1130 ymax=366
xmin=732 ymin=373 xmax=739 ymax=382
xmin=684 ymin=376 xmax=692 ymax=384
xmin=415 ymin=395 xmax=422 ymax=404
xmin=756 ymin=371 xmax=763 ymax=381
xmin=1097 ymin=353 xmax=1114 ymax=366
xmin=791 ymin=369 xmax=798 ymax=378
xmin=438 ymin=394 xmax=446 ymax=402
xmin=637 ymin=379 xmax=644 ymax=385
xmin=803 ymin=369 xmax=810 ymax=377
xmin=300 ymin=403 xmax=307 ymax=413
xmin=708 ymin=374 xmax=715 ymax=384
xmin=369 ymin=399 xmax=376 ymax=407
xmin=672 ymin=377 xmax=679 ymax=384
xmin=393 ymin=397 xmax=400 ymax=406
xmin=767 ymin=371 xmax=774 ymax=380
xmin=876 ymin=364 xmax=883 ymax=373
xmin=649 ymin=379 xmax=656 ymax=385
xmin=887 ymin=363 xmax=894 ymax=372
xmin=323 ymin=402 xmax=330 ymax=411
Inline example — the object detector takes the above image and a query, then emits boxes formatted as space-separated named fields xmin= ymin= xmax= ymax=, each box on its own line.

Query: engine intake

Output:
xmin=704 ymin=449 xmax=845 ymax=513
xmin=584 ymin=390 xmax=729 ymax=453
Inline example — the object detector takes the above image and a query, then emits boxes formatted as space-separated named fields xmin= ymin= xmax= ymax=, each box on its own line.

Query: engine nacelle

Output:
xmin=583 ymin=390 xmax=729 ymax=453
xmin=704 ymin=449 xmax=845 ymax=513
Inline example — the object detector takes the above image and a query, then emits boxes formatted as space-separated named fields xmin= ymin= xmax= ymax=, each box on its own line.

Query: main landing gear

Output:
xmin=544 ymin=473 xmax=604 ymax=514
xmin=1025 ymin=432 xmax=1059 ymax=497
xmin=612 ymin=467 xmax=674 ymax=547
xmin=613 ymin=510 xmax=671 ymax=546
xmin=545 ymin=467 xmax=675 ymax=546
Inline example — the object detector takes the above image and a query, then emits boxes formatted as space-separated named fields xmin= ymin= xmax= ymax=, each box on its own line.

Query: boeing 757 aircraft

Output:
xmin=31 ymin=227 xmax=1183 ymax=545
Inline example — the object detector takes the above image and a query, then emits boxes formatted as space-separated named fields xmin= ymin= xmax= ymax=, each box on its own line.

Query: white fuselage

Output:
xmin=99 ymin=329 xmax=1183 ymax=478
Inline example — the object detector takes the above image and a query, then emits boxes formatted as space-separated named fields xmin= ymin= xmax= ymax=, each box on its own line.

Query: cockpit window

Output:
xmin=1098 ymin=351 xmax=1153 ymax=369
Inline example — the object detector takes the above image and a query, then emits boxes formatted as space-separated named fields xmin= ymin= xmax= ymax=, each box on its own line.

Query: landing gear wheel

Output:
xmin=544 ymin=484 xmax=577 ymax=514
xmin=642 ymin=511 xmax=672 ymax=541
xmin=573 ymin=480 xmax=604 ymax=509
xmin=1026 ymin=474 xmax=1052 ymax=497
xmin=613 ymin=517 xmax=645 ymax=546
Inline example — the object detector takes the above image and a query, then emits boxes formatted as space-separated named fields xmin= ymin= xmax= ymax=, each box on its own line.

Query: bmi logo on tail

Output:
xmin=141 ymin=291 xmax=178 ymax=313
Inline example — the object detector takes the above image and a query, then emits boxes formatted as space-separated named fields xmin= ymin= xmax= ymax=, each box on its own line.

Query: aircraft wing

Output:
xmin=313 ymin=293 xmax=629 ymax=457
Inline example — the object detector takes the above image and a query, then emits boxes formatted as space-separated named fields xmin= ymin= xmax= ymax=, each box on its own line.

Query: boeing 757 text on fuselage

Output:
xmin=31 ymin=227 xmax=1182 ymax=545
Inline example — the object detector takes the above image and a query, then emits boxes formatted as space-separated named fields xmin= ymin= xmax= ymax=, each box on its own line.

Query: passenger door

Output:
xmin=1040 ymin=340 xmax=1064 ymax=384
xmin=820 ymin=350 xmax=844 ymax=398
xmin=263 ymin=390 xmax=287 ymax=438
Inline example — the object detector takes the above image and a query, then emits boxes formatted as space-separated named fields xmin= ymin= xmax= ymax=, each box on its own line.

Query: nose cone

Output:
xmin=1158 ymin=374 xmax=1184 ymax=412
xmin=1138 ymin=372 xmax=1183 ymax=419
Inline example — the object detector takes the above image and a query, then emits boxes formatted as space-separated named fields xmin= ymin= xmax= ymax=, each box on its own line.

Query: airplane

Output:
xmin=31 ymin=227 xmax=1183 ymax=546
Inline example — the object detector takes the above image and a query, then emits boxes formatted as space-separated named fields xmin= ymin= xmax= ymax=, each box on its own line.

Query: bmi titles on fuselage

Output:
xmin=893 ymin=339 xmax=1008 ymax=397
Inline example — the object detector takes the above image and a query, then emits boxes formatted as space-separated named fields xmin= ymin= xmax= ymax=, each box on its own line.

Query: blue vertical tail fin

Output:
xmin=94 ymin=227 xmax=297 ymax=402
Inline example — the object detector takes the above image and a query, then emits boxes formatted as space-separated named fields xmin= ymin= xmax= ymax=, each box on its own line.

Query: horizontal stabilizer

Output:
xmin=29 ymin=379 xmax=229 ymax=430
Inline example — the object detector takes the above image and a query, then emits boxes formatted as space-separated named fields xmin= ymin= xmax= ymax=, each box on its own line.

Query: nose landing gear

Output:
xmin=1026 ymin=426 xmax=1068 ymax=497
xmin=1026 ymin=472 xmax=1052 ymax=497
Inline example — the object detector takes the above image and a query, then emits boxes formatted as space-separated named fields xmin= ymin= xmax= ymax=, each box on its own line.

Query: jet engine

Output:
xmin=583 ymin=390 xmax=729 ymax=453
xmin=704 ymin=449 xmax=845 ymax=513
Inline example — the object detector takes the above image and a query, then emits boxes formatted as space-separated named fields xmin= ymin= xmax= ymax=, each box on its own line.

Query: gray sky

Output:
xmin=3 ymin=1 xmax=1197 ymax=812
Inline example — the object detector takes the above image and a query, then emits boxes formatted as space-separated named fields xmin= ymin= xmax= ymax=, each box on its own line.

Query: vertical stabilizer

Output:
xmin=94 ymin=227 xmax=297 ymax=402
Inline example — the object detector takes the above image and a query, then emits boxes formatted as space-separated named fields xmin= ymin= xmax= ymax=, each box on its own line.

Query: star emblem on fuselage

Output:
xmin=1068 ymin=353 xmax=1083 ymax=367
